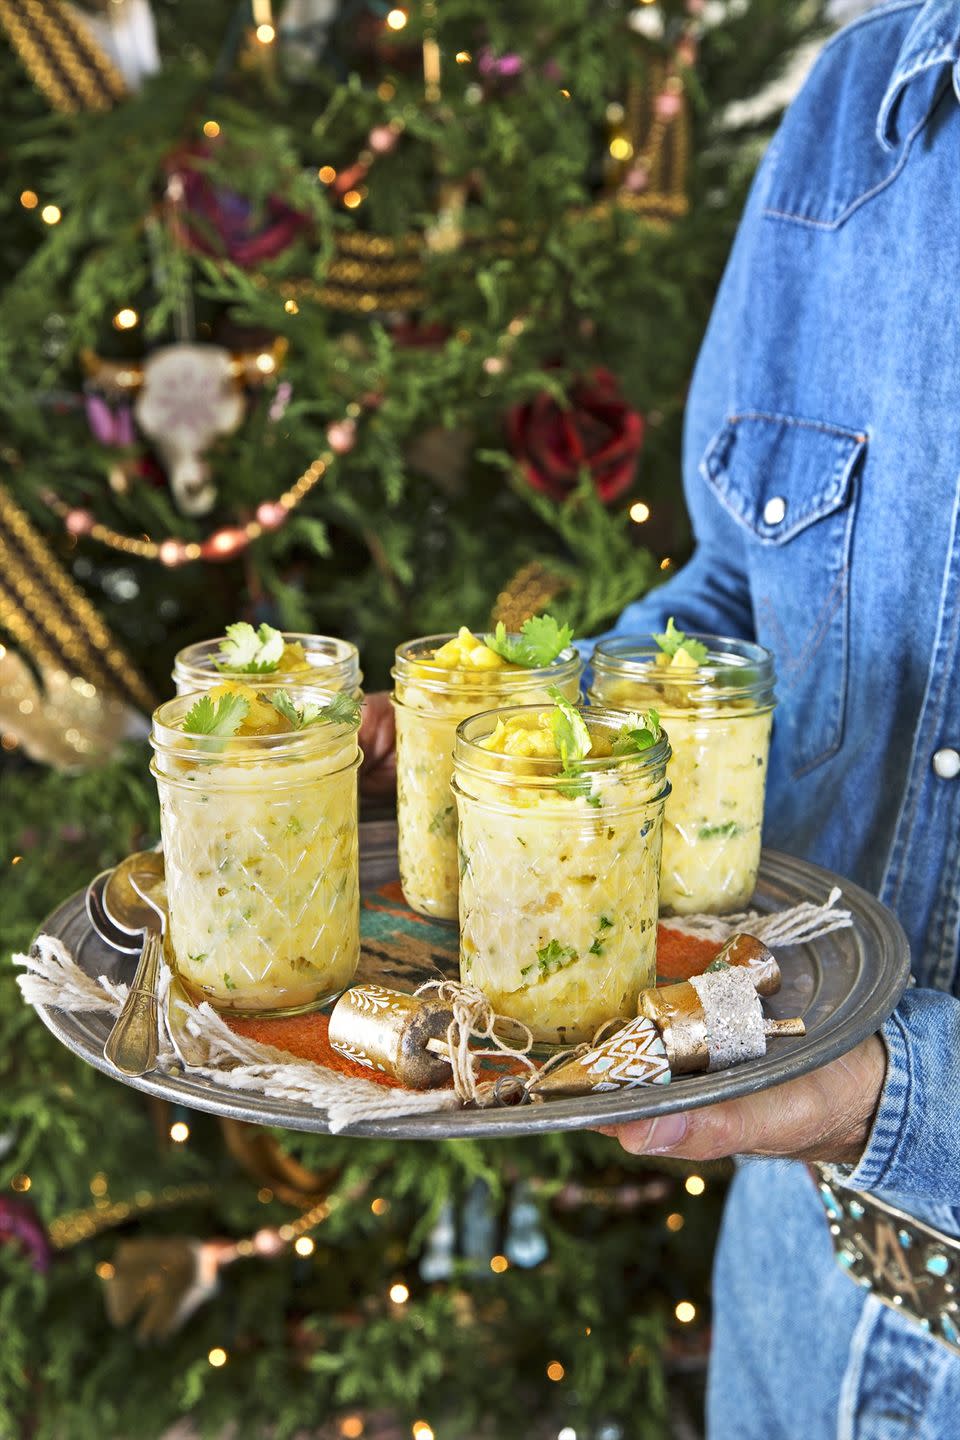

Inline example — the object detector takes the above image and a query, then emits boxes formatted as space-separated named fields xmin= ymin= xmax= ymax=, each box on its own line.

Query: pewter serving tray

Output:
xmin=32 ymin=821 xmax=910 ymax=1139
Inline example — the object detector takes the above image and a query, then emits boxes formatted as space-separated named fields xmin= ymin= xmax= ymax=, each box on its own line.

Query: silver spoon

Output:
xmin=102 ymin=867 xmax=164 ymax=1077
xmin=125 ymin=871 xmax=210 ymax=1070
xmin=85 ymin=871 xmax=141 ymax=956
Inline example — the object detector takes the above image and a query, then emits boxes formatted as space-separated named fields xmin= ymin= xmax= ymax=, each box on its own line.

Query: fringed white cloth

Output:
xmin=662 ymin=886 xmax=853 ymax=947
xmin=15 ymin=936 xmax=459 ymax=1134
xmin=15 ymin=888 xmax=853 ymax=1129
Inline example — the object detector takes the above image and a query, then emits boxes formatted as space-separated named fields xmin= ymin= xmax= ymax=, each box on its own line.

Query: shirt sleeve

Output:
xmin=576 ymin=138 xmax=781 ymax=660
xmin=838 ymin=988 xmax=960 ymax=1207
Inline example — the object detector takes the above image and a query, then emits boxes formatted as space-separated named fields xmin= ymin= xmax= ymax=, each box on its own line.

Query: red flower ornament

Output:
xmin=507 ymin=369 xmax=644 ymax=504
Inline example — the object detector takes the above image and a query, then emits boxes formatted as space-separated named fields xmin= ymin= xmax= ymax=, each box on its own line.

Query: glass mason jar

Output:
xmin=589 ymin=635 xmax=776 ymax=916
xmin=150 ymin=685 xmax=361 ymax=1017
xmin=173 ymin=633 xmax=362 ymax=698
xmin=453 ymin=704 xmax=671 ymax=1045
xmin=392 ymin=637 xmax=582 ymax=921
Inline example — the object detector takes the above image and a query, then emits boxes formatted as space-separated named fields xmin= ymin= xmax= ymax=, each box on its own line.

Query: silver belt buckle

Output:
xmin=813 ymin=1165 xmax=960 ymax=1354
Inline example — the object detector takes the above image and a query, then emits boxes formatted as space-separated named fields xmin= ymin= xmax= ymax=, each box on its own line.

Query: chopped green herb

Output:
xmin=653 ymin=616 xmax=709 ymax=665
xmin=598 ymin=915 xmax=614 ymax=931
xmin=588 ymin=938 xmax=604 ymax=956
xmin=223 ymin=972 xmax=237 ymax=991
xmin=517 ymin=836 xmax=527 ymax=848
xmin=264 ymin=688 xmax=361 ymax=730
xmin=283 ymin=815 xmax=304 ymax=837
xmin=182 ymin=693 xmax=250 ymax=741
xmin=520 ymin=963 xmax=535 ymax=979
xmin=705 ymin=958 xmax=731 ymax=973
xmin=215 ymin=621 xmax=285 ymax=673
xmin=536 ymin=939 xmax=578 ymax=976
xmin=187 ymin=952 xmax=208 ymax=965
xmin=429 ymin=804 xmax=456 ymax=838
xmin=698 ymin=820 xmax=742 ymax=841
xmin=483 ymin=613 xmax=574 ymax=668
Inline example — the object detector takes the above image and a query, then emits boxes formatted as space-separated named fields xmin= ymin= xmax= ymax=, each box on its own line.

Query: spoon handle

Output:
xmin=103 ymin=927 xmax=162 ymax=1075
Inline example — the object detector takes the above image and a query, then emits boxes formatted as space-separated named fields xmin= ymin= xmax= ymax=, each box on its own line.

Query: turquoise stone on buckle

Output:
xmin=812 ymin=1164 xmax=960 ymax=1356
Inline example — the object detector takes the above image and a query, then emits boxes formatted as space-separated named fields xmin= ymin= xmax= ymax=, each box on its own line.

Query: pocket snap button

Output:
xmin=932 ymin=748 xmax=960 ymax=780
xmin=763 ymin=496 xmax=787 ymax=526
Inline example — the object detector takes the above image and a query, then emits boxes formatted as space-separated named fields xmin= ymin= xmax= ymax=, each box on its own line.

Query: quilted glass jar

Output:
xmin=150 ymin=685 xmax=361 ymax=1017
xmin=173 ymin=633 xmax=361 ymax=698
xmin=391 ymin=637 xmax=581 ymax=921
xmin=453 ymin=704 xmax=671 ymax=1044
xmin=589 ymin=635 xmax=775 ymax=915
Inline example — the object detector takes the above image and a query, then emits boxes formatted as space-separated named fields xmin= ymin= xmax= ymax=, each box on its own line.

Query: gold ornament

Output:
xmin=490 ymin=561 xmax=571 ymax=632
xmin=0 ymin=645 xmax=137 ymax=769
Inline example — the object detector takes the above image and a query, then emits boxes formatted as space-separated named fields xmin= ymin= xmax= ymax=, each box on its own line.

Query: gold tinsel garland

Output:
xmin=0 ymin=0 xmax=126 ymax=113
xmin=1 ymin=5 xmax=690 ymax=316
xmin=0 ymin=485 xmax=155 ymax=714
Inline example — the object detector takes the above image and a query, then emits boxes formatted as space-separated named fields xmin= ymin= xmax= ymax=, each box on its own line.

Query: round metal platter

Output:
xmin=32 ymin=820 xmax=910 ymax=1139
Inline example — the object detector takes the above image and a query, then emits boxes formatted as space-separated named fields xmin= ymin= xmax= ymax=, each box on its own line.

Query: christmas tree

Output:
xmin=0 ymin=3 xmax=827 ymax=1436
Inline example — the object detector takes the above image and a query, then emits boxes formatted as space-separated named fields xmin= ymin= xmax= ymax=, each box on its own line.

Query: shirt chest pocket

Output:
xmin=700 ymin=412 xmax=867 ymax=777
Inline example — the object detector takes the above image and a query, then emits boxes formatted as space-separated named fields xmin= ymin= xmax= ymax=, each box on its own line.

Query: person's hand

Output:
xmin=358 ymin=691 xmax=396 ymax=799
xmin=598 ymin=1033 xmax=887 ymax=1166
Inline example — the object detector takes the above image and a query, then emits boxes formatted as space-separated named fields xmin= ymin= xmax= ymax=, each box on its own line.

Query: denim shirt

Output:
xmin=591 ymin=4 xmax=960 ymax=1432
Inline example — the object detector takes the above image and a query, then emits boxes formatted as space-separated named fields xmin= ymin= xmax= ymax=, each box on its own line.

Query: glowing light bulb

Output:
xmin=546 ymin=1361 xmax=565 ymax=1382
xmin=41 ymin=204 xmax=62 ymax=225
xmin=255 ymin=22 xmax=275 ymax=42
xmin=255 ymin=351 xmax=276 ymax=374
xmin=675 ymin=1301 xmax=697 ymax=1324
xmin=389 ymin=1282 xmax=410 ymax=1304
xmin=412 ymin=1424 xmax=433 ymax=1440
xmin=96 ymin=1262 xmax=115 ymax=1280
xmin=609 ymin=137 xmax=634 ymax=161
xmin=455 ymin=50 xmax=471 ymax=63
xmin=684 ymin=1174 xmax=705 ymax=1196
xmin=11 ymin=1174 xmax=31 ymax=1192
xmin=169 ymin=1121 xmax=190 ymax=1143
xmin=343 ymin=190 xmax=363 ymax=209
xmin=294 ymin=1236 xmax=315 ymax=1256
xmin=666 ymin=1212 xmax=685 ymax=1232
xmin=113 ymin=308 xmax=139 ymax=330
xmin=660 ymin=556 xmax=673 ymax=571
xmin=490 ymin=1254 xmax=509 ymax=1274
xmin=370 ymin=1197 xmax=389 ymax=1215
xmin=20 ymin=190 xmax=38 ymax=209
xmin=208 ymin=1347 xmax=228 ymax=1367
xmin=203 ymin=120 xmax=221 ymax=138
xmin=386 ymin=8 xmax=407 ymax=29
xmin=284 ymin=299 xmax=299 ymax=315
xmin=339 ymin=1419 xmax=364 ymax=1438
xmin=318 ymin=165 xmax=337 ymax=185
xmin=629 ymin=501 xmax=651 ymax=523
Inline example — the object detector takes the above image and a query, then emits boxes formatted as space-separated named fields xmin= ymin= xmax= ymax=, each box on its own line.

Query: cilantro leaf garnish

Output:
xmin=264 ymin=688 xmax=361 ymax=730
xmin=546 ymin=686 xmax=592 ymax=769
xmin=182 ymin=692 xmax=250 ymax=739
xmin=611 ymin=708 xmax=663 ymax=755
xmin=484 ymin=614 xmax=574 ymax=668
xmin=653 ymin=617 xmax=709 ymax=665
xmin=215 ymin=622 xmax=286 ymax=674
xmin=322 ymin=691 xmax=363 ymax=727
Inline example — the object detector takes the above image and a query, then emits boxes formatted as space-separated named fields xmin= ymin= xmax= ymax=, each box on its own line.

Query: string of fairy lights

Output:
xmin=11 ymin=1117 xmax=710 ymax=1432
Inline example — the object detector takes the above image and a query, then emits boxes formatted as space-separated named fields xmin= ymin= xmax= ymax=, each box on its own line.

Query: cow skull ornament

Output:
xmin=134 ymin=344 xmax=245 ymax=516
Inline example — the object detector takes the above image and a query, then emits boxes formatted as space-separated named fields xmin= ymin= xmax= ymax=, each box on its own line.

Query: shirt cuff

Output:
xmin=832 ymin=987 xmax=960 ymax=1205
